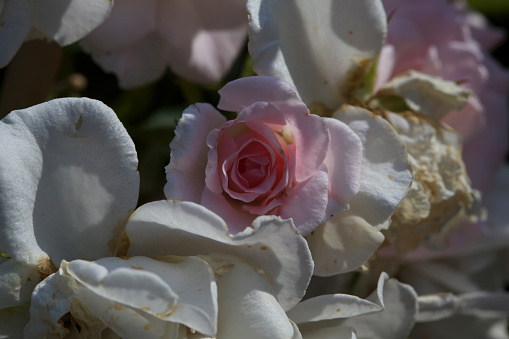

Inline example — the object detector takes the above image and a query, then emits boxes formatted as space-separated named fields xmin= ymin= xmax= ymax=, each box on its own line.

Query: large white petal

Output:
xmin=247 ymin=0 xmax=387 ymax=108
xmin=308 ymin=106 xmax=412 ymax=276
xmin=0 ymin=98 xmax=139 ymax=266
xmin=66 ymin=256 xmax=217 ymax=337
xmin=33 ymin=0 xmax=113 ymax=46
xmin=125 ymin=200 xmax=313 ymax=311
xmin=0 ymin=0 xmax=33 ymax=68
xmin=208 ymin=255 xmax=298 ymax=339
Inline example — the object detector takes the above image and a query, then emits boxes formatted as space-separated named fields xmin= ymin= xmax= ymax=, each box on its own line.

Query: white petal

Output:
xmin=24 ymin=271 xmax=78 ymax=338
xmin=0 ymin=260 xmax=40 ymax=308
xmin=417 ymin=292 xmax=509 ymax=322
xmin=125 ymin=200 xmax=314 ymax=311
xmin=209 ymin=256 xmax=297 ymax=339
xmin=309 ymin=106 xmax=412 ymax=276
xmin=298 ymin=273 xmax=418 ymax=339
xmin=288 ymin=292 xmax=382 ymax=324
xmin=340 ymin=275 xmax=417 ymax=339
xmin=333 ymin=106 xmax=412 ymax=230
xmin=247 ymin=0 xmax=387 ymax=108
xmin=0 ymin=98 xmax=139 ymax=266
xmin=0 ymin=0 xmax=33 ymax=68
xmin=66 ymin=256 xmax=217 ymax=336
xmin=0 ymin=304 xmax=30 ymax=338
xmin=307 ymin=212 xmax=385 ymax=277
xmin=33 ymin=0 xmax=113 ymax=46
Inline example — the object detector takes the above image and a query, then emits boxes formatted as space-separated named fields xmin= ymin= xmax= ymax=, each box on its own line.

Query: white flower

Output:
xmin=247 ymin=0 xmax=413 ymax=276
xmin=0 ymin=0 xmax=113 ymax=68
xmin=0 ymin=98 xmax=140 ymax=337
xmin=23 ymin=200 xmax=314 ymax=338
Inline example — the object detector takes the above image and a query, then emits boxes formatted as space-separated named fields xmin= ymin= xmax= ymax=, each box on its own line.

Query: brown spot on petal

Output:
xmin=145 ymin=324 xmax=153 ymax=331
xmin=115 ymin=231 xmax=130 ymax=257
xmin=341 ymin=58 xmax=373 ymax=103
xmin=38 ymin=256 xmax=57 ymax=280
xmin=336 ymin=308 xmax=341 ymax=312
xmin=260 ymin=246 xmax=268 ymax=251
xmin=113 ymin=302 xmax=126 ymax=310
xmin=74 ymin=115 xmax=83 ymax=131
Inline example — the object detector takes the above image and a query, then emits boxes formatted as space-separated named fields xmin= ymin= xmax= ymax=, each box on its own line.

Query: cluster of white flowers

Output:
xmin=1 ymin=0 xmax=508 ymax=338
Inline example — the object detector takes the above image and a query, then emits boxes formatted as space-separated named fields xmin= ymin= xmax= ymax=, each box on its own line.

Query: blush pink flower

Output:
xmin=165 ymin=76 xmax=363 ymax=235
xmin=377 ymin=0 xmax=509 ymax=194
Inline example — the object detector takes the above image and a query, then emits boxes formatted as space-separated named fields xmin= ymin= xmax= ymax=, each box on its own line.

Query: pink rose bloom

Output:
xmin=377 ymin=0 xmax=509 ymax=194
xmin=165 ymin=76 xmax=363 ymax=235
xmin=80 ymin=0 xmax=247 ymax=88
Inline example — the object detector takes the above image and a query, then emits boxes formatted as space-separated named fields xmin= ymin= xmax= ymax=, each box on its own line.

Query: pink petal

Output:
xmin=279 ymin=171 xmax=329 ymax=236
xmin=165 ymin=103 xmax=226 ymax=202
xmin=201 ymin=187 xmax=257 ymax=234
xmin=219 ymin=77 xmax=330 ymax=182
xmin=158 ymin=0 xmax=247 ymax=84
xmin=80 ymin=0 xmax=158 ymax=52
xmin=82 ymin=33 xmax=169 ymax=89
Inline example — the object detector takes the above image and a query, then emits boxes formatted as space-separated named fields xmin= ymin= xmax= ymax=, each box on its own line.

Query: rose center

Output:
xmin=238 ymin=156 xmax=270 ymax=188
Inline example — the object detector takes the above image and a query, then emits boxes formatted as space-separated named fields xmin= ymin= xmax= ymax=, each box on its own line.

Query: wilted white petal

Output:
xmin=66 ymin=256 xmax=217 ymax=337
xmin=0 ymin=304 xmax=30 ymax=338
xmin=207 ymin=255 xmax=297 ymax=339
xmin=308 ymin=106 xmax=412 ymax=276
xmin=247 ymin=0 xmax=387 ymax=108
xmin=0 ymin=260 xmax=40 ymax=308
xmin=298 ymin=273 xmax=417 ymax=339
xmin=341 ymin=276 xmax=417 ymax=338
xmin=0 ymin=98 xmax=139 ymax=266
xmin=0 ymin=0 xmax=33 ymax=68
xmin=417 ymin=292 xmax=509 ymax=322
xmin=125 ymin=200 xmax=313 ymax=311
xmin=24 ymin=271 xmax=78 ymax=338
xmin=375 ymin=71 xmax=471 ymax=119
xmin=32 ymin=0 xmax=113 ymax=46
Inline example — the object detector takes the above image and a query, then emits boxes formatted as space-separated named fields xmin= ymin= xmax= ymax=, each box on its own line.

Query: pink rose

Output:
xmin=378 ymin=0 xmax=509 ymax=194
xmin=165 ymin=76 xmax=363 ymax=235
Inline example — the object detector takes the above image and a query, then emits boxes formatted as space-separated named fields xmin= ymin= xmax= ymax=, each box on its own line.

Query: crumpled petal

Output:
xmin=307 ymin=106 xmax=412 ymax=276
xmin=124 ymin=200 xmax=314 ymax=311
xmin=0 ymin=0 xmax=33 ymax=68
xmin=0 ymin=98 xmax=139 ymax=266
xmin=208 ymin=255 xmax=299 ymax=339
xmin=32 ymin=0 xmax=113 ymax=46
xmin=247 ymin=0 xmax=387 ymax=108
xmin=165 ymin=103 xmax=226 ymax=203
xmin=0 ymin=260 xmax=40 ymax=309
xmin=375 ymin=70 xmax=471 ymax=120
